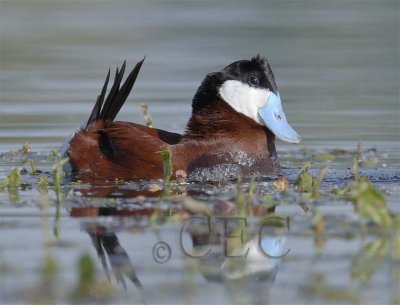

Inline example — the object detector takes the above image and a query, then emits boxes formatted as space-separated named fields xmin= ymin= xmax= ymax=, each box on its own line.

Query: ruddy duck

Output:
xmin=65 ymin=55 xmax=301 ymax=182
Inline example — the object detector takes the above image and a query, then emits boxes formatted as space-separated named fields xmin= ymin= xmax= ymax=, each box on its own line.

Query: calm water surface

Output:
xmin=1 ymin=1 xmax=399 ymax=305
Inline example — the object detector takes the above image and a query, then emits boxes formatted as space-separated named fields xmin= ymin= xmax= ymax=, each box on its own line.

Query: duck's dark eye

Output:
xmin=248 ymin=76 xmax=259 ymax=87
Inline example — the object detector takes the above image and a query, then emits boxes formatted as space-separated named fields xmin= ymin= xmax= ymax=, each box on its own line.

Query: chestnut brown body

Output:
xmin=69 ymin=102 xmax=278 ymax=182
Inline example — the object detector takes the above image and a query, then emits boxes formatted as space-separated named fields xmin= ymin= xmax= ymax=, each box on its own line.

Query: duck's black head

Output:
xmin=191 ymin=55 xmax=301 ymax=144
xmin=221 ymin=55 xmax=278 ymax=94
xmin=192 ymin=56 xmax=276 ymax=110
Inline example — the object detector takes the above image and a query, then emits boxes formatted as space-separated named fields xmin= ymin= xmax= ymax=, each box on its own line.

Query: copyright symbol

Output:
xmin=152 ymin=242 xmax=171 ymax=264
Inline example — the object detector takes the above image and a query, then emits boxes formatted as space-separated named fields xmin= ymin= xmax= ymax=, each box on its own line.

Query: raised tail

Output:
xmin=86 ymin=57 xmax=145 ymax=128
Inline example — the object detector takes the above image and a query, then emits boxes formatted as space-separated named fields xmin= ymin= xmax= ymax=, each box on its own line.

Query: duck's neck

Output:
xmin=184 ymin=100 xmax=241 ymax=139
xmin=183 ymin=100 xmax=277 ymax=157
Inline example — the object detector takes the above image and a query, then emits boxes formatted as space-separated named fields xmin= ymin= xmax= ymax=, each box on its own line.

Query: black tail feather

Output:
xmin=108 ymin=57 xmax=145 ymax=121
xmin=86 ymin=68 xmax=110 ymax=128
xmin=86 ymin=57 xmax=145 ymax=128
xmin=100 ymin=61 xmax=127 ymax=120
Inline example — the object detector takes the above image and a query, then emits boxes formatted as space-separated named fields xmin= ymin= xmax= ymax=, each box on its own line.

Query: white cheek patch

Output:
xmin=218 ymin=80 xmax=270 ymax=124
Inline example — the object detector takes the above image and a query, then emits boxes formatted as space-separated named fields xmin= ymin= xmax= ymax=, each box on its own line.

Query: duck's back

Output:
xmin=68 ymin=120 xmax=181 ymax=182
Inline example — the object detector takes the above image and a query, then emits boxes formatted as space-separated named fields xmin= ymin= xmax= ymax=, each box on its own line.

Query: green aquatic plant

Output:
xmin=8 ymin=168 xmax=20 ymax=188
xmin=295 ymin=164 xmax=329 ymax=202
xmin=51 ymin=158 xmax=68 ymax=237
xmin=349 ymin=178 xmax=392 ymax=229
xmin=0 ymin=142 xmax=31 ymax=159
xmin=332 ymin=143 xmax=393 ymax=230
xmin=159 ymin=150 xmax=173 ymax=194
xmin=21 ymin=142 xmax=31 ymax=154
xmin=29 ymin=159 xmax=36 ymax=174
xmin=28 ymin=159 xmax=39 ymax=176
xmin=37 ymin=182 xmax=55 ymax=240
xmin=141 ymin=103 xmax=154 ymax=127
xmin=45 ymin=149 xmax=61 ymax=162
xmin=0 ymin=168 xmax=21 ymax=203
xmin=312 ymin=165 xmax=329 ymax=199
xmin=52 ymin=158 xmax=68 ymax=189
xmin=0 ymin=167 xmax=21 ymax=189
xmin=352 ymin=141 xmax=361 ymax=181
xmin=234 ymin=175 xmax=259 ymax=217
xmin=38 ymin=175 xmax=49 ymax=191
xmin=295 ymin=163 xmax=313 ymax=192
xmin=51 ymin=158 xmax=68 ymax=203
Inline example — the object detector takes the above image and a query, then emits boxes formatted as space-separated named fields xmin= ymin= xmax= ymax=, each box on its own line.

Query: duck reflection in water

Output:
xmin=70 ymin=199 xmax=288 ymax=304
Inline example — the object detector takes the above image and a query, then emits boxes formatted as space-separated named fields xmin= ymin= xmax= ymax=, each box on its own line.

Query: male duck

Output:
xmin=66 ymin=55 xmax=301 ymax=182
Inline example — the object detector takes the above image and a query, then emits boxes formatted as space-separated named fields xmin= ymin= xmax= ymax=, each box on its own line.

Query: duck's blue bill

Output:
xmin=258 ymin=92 xmax=301 ymax=144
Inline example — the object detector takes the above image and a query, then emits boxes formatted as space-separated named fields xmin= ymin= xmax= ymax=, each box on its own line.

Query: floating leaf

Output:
xmin=350 ymin=178 xmax=392 ymax=229
xmin=295 ymin=163 xmax=313 ymax=192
